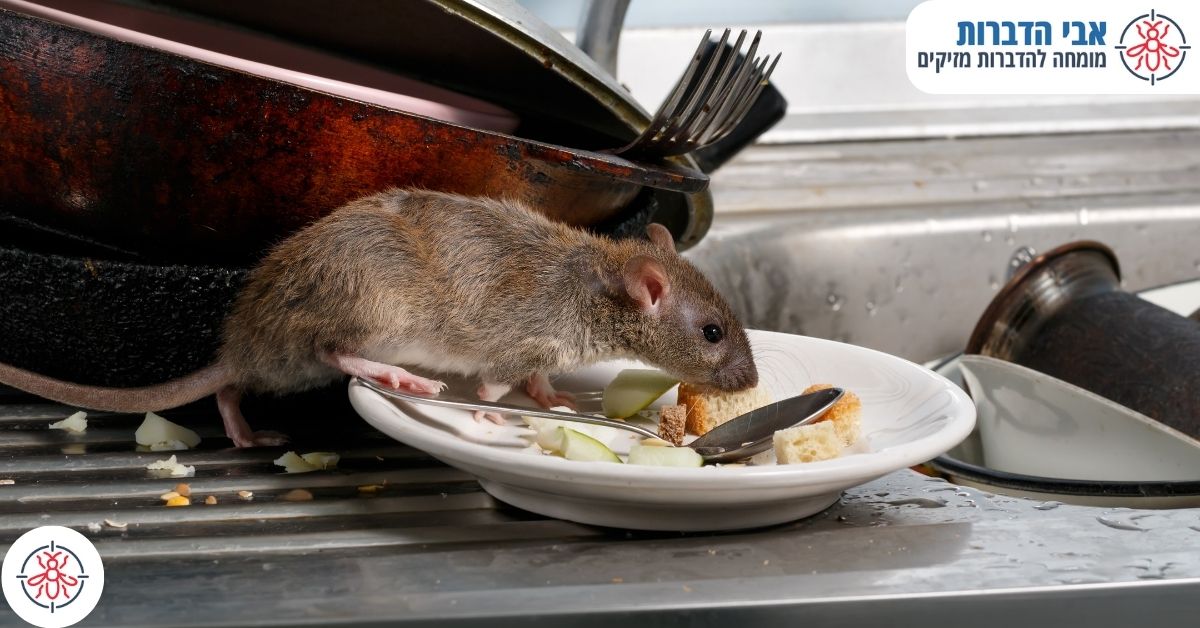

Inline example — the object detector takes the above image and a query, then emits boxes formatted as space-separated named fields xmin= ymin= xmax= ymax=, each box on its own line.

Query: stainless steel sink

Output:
xmin=688 ymin=129 xmax=1200 ymax=362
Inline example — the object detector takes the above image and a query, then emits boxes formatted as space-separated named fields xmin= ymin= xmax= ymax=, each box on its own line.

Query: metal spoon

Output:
xmin=355 ymin=377 xmax=843 ymax=464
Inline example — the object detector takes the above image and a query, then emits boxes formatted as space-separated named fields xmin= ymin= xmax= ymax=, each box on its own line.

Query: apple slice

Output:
xmin=540 ymin=426 xmax=622 ymax=463
xmin=627 ymin=444 xmax=704 ymax=467
xmin=601 ymin=369 xmax=679 ymax=418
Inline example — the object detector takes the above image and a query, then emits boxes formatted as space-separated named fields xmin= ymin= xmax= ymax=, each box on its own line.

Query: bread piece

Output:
xmin=678 ymin=383 xmax=772 ymax=436
xmin=657 ymin=404 xmax=687 ymax=446
xmin=774 ymin=421 xmax=843 ymax=464
xmin=803 ymin=383 xmax=861 ymax=446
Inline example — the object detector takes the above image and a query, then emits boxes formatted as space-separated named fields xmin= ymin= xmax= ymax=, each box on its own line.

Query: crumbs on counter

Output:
xmin=49 ymin=411 xmax=88 ymax=434
xmin=146 ymin=454 xmax=195 ymax=478
xmin=281 ymin=489 xmax=314 ymax=502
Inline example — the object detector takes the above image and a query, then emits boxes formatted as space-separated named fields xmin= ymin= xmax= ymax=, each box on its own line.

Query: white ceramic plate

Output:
xmin=348 ymin=330 xmax=975 ymax=531
xmin=959 ymin=355 xmax=1200 ymax=482
xmin=3 ymin=0 xmax=518 ymax=132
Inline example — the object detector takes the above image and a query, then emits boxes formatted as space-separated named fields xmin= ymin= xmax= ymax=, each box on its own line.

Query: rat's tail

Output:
xmin=0 ymin=361 xmax=231 ymax=412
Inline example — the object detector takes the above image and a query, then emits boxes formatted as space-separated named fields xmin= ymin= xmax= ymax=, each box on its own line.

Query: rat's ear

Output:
xmin=646 ymin=223 xmax=677 ymax=254
xmin=623 ymin=255 xmax=671 ymax=314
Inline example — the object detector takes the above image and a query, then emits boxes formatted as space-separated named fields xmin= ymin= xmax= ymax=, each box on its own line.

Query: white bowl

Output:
xmin=2 ymin=0 xmax=518 ymax=132
xmin=349 ymin=330 xmax=976 ymax=531
xmin=959 ymin=354 xmax=1200 ymax=482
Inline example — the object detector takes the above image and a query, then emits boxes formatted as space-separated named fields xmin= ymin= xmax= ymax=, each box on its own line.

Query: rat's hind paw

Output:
xmin=473 ymin=410 xmax=507 ymax=425
xmin=322 ymin=353 xmax=444 ymax=396
xmin=233 ymin=430 xmax=289 ymax=448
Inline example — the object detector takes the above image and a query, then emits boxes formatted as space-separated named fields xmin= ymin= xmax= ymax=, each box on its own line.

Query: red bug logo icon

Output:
xmin=21 ymin=545 xmax=85 ymax=609
xmin=3 ymin=526 xmax=105 ymax=628
xmin=16 ymin=541 xmax=90 ymax=612
xmin=1116 ymin=10 xmax=1190 ymax=84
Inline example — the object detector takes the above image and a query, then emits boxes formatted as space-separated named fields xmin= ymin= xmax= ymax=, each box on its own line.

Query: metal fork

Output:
xmin=610 ymin=28 xmax=780 ymax=159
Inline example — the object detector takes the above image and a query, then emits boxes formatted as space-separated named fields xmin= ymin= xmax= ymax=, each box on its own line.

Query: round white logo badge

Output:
xmin=3 ymin=526 xmax=105 ymax=628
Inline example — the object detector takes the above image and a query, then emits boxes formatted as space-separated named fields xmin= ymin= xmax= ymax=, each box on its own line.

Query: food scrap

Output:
xmin=273 ymin=451 xmax=339 ymax=473
xmin=281 ymin=488 xmax=314 ymax=502
xmin=49 ymin=411 xmax=88 ymax=434
xmin=601 ymin=369 xmax=679 ymax=418
xmin=174 ymin=483 xmax=191 ymax=497
xmin=237 ymin=490 xmax=254 ymax=501
xmin=657 ymin=404 xmax=686 ymax=446
xmin=146 ymin=455 xmax=195 ymax=478
xmin=104 ymin=518 xmax=128 ymax=529
xmin=164 ymin=495 xmax=190 ymax=507
xmin=135 ymin=412 xmax=201 ymax=450
xmin=204 ymin=496 xmax=218 ymax=505
xmin=678 ymin=382 xmax=772 ymax=436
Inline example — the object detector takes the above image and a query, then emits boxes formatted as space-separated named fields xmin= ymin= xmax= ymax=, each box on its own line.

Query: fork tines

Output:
xmin=619 ymin=28 xmax=780 ymax=158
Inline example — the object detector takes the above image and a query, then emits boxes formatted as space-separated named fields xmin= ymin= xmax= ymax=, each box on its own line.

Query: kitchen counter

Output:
xmin=2 ymin=393 xmax=1198 ymax=627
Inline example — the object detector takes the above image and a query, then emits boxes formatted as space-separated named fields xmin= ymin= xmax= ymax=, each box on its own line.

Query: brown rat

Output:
xmin=0 ymin=189 xmax=758 ymax=446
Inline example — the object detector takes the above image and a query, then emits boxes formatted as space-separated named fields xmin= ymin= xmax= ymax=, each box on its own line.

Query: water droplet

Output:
xmin=1029 ymin=176 xmax=1044 ymax=186
xmin=885 ymin=497 xmax=948 ymax=508
xmin=1008 ymin=214 xmax=1020 ymax=233
xmin=1078 ymin=208 xmax=1089 ymax=226
xmin=1096 ymin=516 xmax=1145 ymax=532
xmin=973 ymin=180 xmax=989 ymax=192
xmin=981 ymin=230 xmax=993 ymax=242
xmin=1034 ymin=501 xmax=1062 ymax=511
xmin=827 ymin=294 xmax=844 ymax=312
xmin=865 ymin=301 xmax=878 ymax=316
xmin=989 ymin=275 xmax=1001 ymax=291
xmin=955 ymin=491 xmax=971 ymax=497
xmin=1005 ymin=235 xmax=1015 ymax=245
xmin=1193 ymin=260 xmax=1200 ymax=272
xmin=894 ymin=277 xmax=905 ymax=293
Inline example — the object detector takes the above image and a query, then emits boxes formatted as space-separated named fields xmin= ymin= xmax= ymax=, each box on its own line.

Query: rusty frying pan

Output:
xmin=0 ymin=5 xmax=706 ymax=266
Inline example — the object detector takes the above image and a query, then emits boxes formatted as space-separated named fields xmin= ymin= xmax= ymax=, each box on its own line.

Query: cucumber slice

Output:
xmin=554 ymin=427 xmax=622 ymax=463
xmin=601 ymin=369 xmax=679 ymax=418
xmin=627 ymin=444 xmax=703 ymax=467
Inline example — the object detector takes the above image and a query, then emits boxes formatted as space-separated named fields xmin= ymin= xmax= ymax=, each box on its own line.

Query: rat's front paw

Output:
xmin=526 ymin=374 xmax=577 ymax=410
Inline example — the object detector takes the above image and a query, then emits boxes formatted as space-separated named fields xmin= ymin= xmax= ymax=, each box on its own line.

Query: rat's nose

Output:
xmin=718 ymin=362 xmax=759 ymax=391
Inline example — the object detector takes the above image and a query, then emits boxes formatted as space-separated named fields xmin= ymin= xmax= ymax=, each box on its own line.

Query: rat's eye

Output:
xmin=702 ymin=324 xmax=724 ymax=343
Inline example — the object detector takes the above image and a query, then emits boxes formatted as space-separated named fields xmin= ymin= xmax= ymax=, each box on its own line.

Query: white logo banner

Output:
xmin=907 ymin=1 xmax=1198 ymax=93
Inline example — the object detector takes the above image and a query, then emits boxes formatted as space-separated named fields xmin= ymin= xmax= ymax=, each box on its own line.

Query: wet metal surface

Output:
xmin=1 ymin=389 xmax=1199 ymax=627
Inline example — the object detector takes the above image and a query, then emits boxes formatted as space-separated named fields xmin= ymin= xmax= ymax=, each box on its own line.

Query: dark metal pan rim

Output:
xmin=929 ymin=454 xmax=1200 ymax=497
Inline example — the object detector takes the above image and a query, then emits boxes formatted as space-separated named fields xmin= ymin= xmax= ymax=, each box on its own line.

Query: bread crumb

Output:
xmin=0 ymin=479 xmax=14 ymax=486
xmin=237 ymin=490 xmax=254 ymax=501
xmin=803 ymin=384 xmax=862 ymax=446
xmin=773 ymin=421 xmax=842 ymax=464
xmin=104 ymin=518 xmax=128 ymax=529
xmin=204 ymin=496 xmax=217 ymax=505
xmin=159 ymin=491 xmax=180 ymax=501
xmin=657 ymin=405 xmax=687 ymax=446
xmin=358 ymin=484 xmax=384 ymax=494
xmin=174 ymin=483 xmax=191 ymax=497
xmin=679 ymin=383 xmax=772 ymax=435
xmin=282 ymin=489 xmax=313 ymax=502
xmin=165 ymin=495 xmax=190 ymax=507
xmin=611 ymin=577 xmax=624 ymax=584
